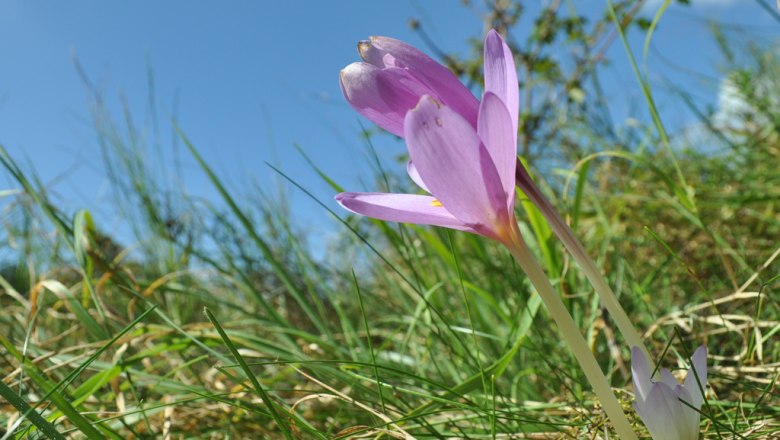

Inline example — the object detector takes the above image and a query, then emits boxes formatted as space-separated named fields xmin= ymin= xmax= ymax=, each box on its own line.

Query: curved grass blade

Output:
xmin=4 ymin=306 xmax=156 ymax=439
xmin=0 ymin=380 xmax=65 ymax=440
xmin=204 ymin=307 xmax=293 ymax=440
xmin=406 ymin=293 xmax=542 ymax=418
xmin=177 ymin=127 xmax=329 ymax=338
xmin=606 ymin=1 xmax=694 ymax=213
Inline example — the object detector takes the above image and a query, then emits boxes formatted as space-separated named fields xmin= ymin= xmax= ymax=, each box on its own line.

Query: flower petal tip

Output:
xmin=693 ymin=345 xmax=707 ymax=362
xmin=486 ymin=28 xmax=502 ymax=41
xmin=409 ymin=95 xmax=440 ymax=112
xmin=339 ymin=63 xmax=359 ymax=79
xmin=357 ymin=40 xmax=371 ymax=57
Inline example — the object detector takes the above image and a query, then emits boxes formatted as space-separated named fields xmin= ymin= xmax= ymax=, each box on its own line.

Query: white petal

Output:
xmin=684 ymin=345 xmax=708 ymax=409
xmin=659 ymin=368 xmax=679 ymax=388
xmin=637 ymin=383 xmax=689 ymax=440
xmin=676 ymin=385 xmax=702 ymax=440
xmin=406 ymin=161 xmax=430 ymax=193
xmin=631 ymin=346 xmax=653 ymax=401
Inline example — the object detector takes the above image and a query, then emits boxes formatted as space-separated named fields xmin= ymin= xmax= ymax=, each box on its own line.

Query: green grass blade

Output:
xmin=571 ymin=161 xmax=589 ymax=231
xmin=0 ymin=380 xmax=66 ymax=440
xmin=606 ymin=0 xmax=694 ymax=212
xmin=12 ymin=306 xmax=156 ymax=439
xmin=352 ymin=270 xmax=386 ymax=414
xmin=406 ymin=293 xmax=542 ymax=418
xmin=204 ymin=307 xmax=294 ymax=440
xmin=0 ymin=337 xmax=108 ymax=439
xmin=39 ymin=280 xmax=108 ymax=341
xmin=177 ymin=127 xmax=328 ymax=336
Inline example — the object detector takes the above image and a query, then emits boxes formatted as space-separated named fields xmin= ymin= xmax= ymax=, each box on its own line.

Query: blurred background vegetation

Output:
xmin=1 ymin=0 xmax=778 ymax=438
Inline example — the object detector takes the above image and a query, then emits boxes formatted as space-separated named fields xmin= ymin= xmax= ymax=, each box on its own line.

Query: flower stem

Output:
xmin=507 ymin=231 xmax=638 ymax=440
xmin=516 ymin=166 xmax=651 ymax=360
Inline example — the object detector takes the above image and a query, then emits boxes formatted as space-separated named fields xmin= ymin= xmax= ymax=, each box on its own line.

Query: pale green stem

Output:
xmin=516 ymin=166 xmax=651 ymax=360
xmin=506 ymin=228 xmax=638 ymax=440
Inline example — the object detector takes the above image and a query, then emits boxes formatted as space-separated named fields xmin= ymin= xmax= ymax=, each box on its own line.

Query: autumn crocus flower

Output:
xmin=337 ymin=30 xmax=519 ymax=245
xmin=340 ymin=28 xmax=650 ymax=362
xmin=632 ymin=346 xmax=708 ymax=440
xmin=341 ymin=30 xmax=518 ymax=179
xmin=336 ymin=31 xmax=639 ymax=439
xmin=337 ymin=92 xmax=518 ymax=245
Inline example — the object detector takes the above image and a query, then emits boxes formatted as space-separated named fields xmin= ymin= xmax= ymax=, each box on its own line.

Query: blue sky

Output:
xmin=0 ymin=0 xmax=775 ymax=247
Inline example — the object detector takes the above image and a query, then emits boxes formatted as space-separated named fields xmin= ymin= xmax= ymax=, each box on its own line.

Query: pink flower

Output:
xmin=340 ymin=30 xmax=518 ymax=164
xmin=336 ymin=31 xmax=520 ymax=245
xmin=341 ymin=27 xmax=651 ymax=364
xmin=336 ymin=30 xmax=644 ymax=438
xmin=336 ymin=31 xmax=641 ymax=440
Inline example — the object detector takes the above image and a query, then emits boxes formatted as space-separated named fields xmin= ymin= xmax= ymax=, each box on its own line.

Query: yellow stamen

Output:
xmin=430 ymin=199 xmax=443 ymax=207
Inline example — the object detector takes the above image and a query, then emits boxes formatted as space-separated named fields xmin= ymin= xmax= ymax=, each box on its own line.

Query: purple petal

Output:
xmin=478 ymin=92 xmax=517 ymax=210
xmin=637 ymin=383 xmax=690 ymax=440
xmin=659 ymin=368 xmax=679 ymax=389
xmin=683 ymin=345 xmax=708 ymax=409
xmin=406 ymin=161 xmax=430 ymax=193
xmin=358 ymin=38 xmax=394 ymax=67
xmin=676 ymin=385 xmax=702 ymax=439
xmin=404 ymin=96 xmax=508 ymax=237
xmin=340 ymin=63 xmax=431 ymax=137
xmin=631 ymin=346 xmax=653 ymax=402
xmin=483 ymin=30 xmax=519 ymax=143
xmin=360 ymin=36 xmax=479 ymax=127
xmin=335 ymin=192 xmax=473 ymax=232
